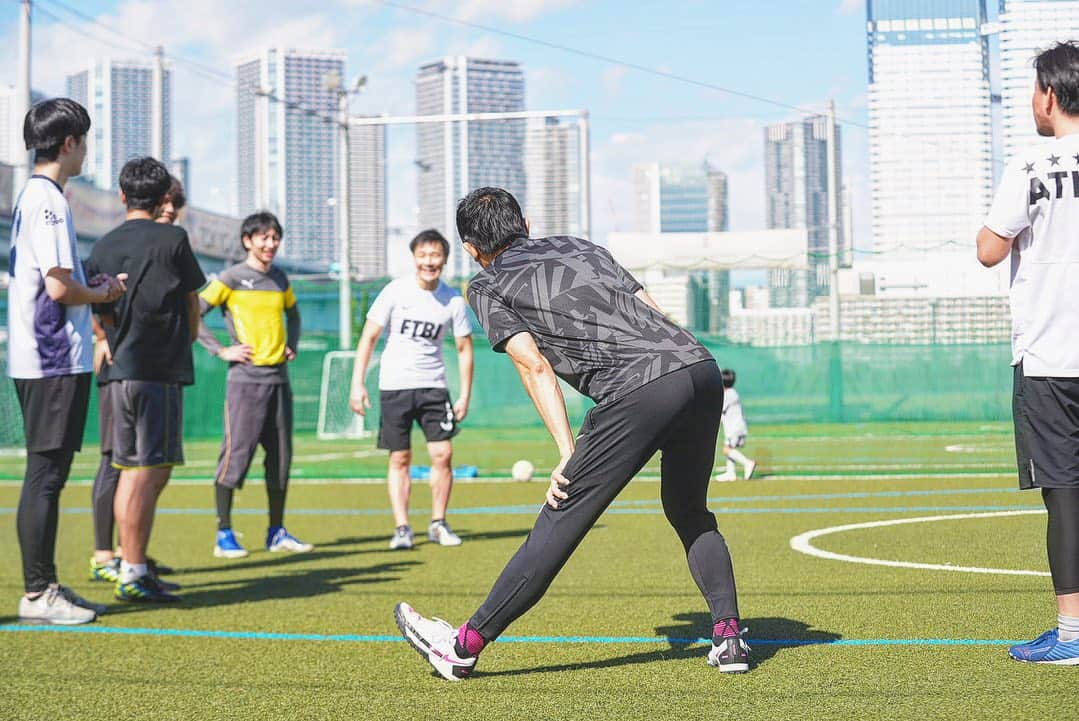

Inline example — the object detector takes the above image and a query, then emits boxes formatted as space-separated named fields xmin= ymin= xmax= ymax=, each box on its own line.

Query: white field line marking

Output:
xmin=181 ymin=449 xmax=387 ymax=468
xmin=790 ymin=510 xmax=1050 ymax=576
xmin=770 ymin=473 xmax=1012 ymax=481
xmin=944 ymin=444 xmax=1007 ymax=454
xmin=766 ymin=463 xmax=1008 ymax=471
xmin=0 ymin=471 xmax=1016 ymax=487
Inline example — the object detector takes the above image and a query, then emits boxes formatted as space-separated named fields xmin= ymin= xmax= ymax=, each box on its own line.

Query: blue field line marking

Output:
xmin=0 ymin=504 xmax=1045 ymax=516
xmin=0 ymin=624 xmax=1020 ymax=646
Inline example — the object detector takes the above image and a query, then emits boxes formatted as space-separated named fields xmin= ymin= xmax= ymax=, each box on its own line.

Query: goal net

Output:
xmin=317 ymin=350 xmax=378 ymax=440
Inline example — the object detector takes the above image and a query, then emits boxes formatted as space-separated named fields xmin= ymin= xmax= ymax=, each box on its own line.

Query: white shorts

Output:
xmin=725 ymin=434 xmax=746 ymax=449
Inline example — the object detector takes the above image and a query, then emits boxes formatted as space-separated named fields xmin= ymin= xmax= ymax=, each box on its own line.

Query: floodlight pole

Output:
xmin=151 ymin=45 xmax=165 ymax=160
xmin=826 ymin=99 xmax=841 ymax=341
xmin=337 ymin=89 xmax=351 ymax=351
xmin=579 ymin=111 xmax=591 ymax=239
xmin=15 ymin=0 xmax=32 ymax=192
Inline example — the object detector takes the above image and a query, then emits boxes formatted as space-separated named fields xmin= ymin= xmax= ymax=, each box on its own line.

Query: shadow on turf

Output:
xmin=316 ymin=527 xmax=536 ymax=550
xmin=102 ymin=558 xmax=420 ymax=616
xmin=478 ymin=612 xmax=840 ymax=677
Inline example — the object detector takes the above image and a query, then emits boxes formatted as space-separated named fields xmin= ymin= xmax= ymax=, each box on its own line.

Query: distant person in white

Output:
xmin=714 ymin=368 xmax=756 ymax=481
xmin=350 ymin=230 xmax=474 ymax=549
xmin=977 ymin=40 xmax=1079 ymax=666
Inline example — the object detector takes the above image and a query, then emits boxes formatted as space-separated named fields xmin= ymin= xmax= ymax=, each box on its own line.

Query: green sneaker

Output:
xmin=115 ymin=574 xmax=181 ymax=603
xmin=89 ymin=557 xmax=120 ymax=583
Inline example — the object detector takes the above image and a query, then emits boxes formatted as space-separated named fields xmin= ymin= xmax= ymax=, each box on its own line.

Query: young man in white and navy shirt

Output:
xmin=978 ymin=41 xmax=1079 ymax=666
xmin=7 ymin=99 xmax=126 ymax=624
xmin=349 ymin=230 xmax=474 ymax=550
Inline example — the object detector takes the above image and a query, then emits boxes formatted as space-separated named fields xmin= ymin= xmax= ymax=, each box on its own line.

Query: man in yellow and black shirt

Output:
xmin=197 ymin=211 xmax=311 ymax=559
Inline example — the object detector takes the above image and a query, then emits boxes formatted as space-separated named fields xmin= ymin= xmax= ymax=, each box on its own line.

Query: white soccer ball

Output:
xmin=511 ymin=459 xmax=535 ymax=482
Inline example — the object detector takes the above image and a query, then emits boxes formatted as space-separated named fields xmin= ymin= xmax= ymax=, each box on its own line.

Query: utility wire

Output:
xmin=38 ymin=0 xmax=235 ymax=86
xmin=374 ymin=0 xmax=870 ymax=130
xmin=372 ymin=0 xmax=1006 ymax=168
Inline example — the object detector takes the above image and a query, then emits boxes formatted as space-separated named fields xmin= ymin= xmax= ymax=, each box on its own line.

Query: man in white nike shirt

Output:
xmin=350 ymin=230 xmax=474 ymax=549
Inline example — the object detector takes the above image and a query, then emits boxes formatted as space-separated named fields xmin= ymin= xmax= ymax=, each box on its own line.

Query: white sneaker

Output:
xmin=54 ymin=584 xmax=108 ymax=615
xmin=707 ymin=630 xmax=751 ymax=673
xmin=743 ymin=460 xmax=757 ymax=480
xmin=714 ymin=472 xmax=737 ymax=482
xmin=266 ymin=527 xmax=314 ymax=553
xmin=427 ymin=520 xmax=462 ymax=547
xmin=389 ymin=525 xmax=414 ymax=550
xmin=394 ymin=602 xmax=476 ymax=681
xmin=18 ymin=585 xmax=98 ymax=625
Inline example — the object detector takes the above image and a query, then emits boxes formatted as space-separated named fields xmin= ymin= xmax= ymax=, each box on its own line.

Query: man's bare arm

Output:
xmin=504 ymin=332 xmax=575 ymax=508
xmin=976 ymin=226 xmax=1014 ymax=268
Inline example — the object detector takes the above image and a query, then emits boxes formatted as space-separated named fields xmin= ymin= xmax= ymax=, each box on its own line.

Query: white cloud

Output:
xmin=601 ymin=66 xmax=626 ymax=97
xmin=453 ymin=0 xmax=583 ymax=24
xmin=368 ymin=25 xmax=438 ymax=68
xmin=591 ymin=118 xmax=765 ymax=241
xmin=528 ymin=66 xmax=577 ymax=107
xmin=836 ymin=0 xmax=862 ymax=16
xmin=4 ymin=1 xmax=364 ymax=213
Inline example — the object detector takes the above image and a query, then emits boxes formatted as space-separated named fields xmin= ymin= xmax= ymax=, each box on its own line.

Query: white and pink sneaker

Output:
xmin=394 ymin=602 xmax=477 ymax=680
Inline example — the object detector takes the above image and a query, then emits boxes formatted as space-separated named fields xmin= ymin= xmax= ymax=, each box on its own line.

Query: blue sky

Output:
xmin=0 ymin=0 xmax=880 ymax=247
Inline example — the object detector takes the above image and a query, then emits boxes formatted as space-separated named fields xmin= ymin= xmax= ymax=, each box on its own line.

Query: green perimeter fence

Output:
xmin=0 ymin=334 xmax=1013 ymax=447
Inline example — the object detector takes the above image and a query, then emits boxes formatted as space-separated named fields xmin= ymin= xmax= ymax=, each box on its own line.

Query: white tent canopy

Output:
xmin=607 ymin=229 xmax=810 ymax=271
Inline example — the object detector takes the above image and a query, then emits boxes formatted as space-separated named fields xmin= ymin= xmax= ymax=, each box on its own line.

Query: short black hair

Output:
xmin=240 ymin=211 xmax=283 ymax=249
xmin=165 ymin=175 xmax=186 ymax=210
xmin=721 ymin=368 xmax=736 ymax=388
xmin=409 ymin=229 xmax=449 ymax=257
xmin=1035 ymin=41 xmax=1079 ymax=116
xmin=24 ymin=98 xmax=91 ymax=163
xmin=455 ymin=186 xmax=528 ymax=256
xmin=118 ymin=157 xmax=171 ymax=212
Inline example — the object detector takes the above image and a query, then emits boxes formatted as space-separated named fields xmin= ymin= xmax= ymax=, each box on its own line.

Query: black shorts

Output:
xmin=1013 ymin=363 xmax=1079 ymax=489
xmin=13 ymin=373 xmax=92 ymax=453
xmin=378 ymin=388 xmax=458 ymax=452
xmin=110 ymin=380 xmax=185 ymax=470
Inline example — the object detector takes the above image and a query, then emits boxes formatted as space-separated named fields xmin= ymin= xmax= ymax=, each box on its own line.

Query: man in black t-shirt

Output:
xmin=394 ymin=187 xmax=749 ymax=679
xmin=88 ymin=158 xmax=205 ymax=603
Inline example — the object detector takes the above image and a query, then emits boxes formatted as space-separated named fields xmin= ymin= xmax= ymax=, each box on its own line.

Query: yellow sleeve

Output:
xmin=283 ymin=285 xmax=297 ymax=310
xmin=199 ymin=279 xmax=232 ymax=307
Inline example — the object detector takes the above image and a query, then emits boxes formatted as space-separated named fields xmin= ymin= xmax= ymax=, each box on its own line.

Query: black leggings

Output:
xmin=92 ymin=451 xmax=121 ymax=551
xmin=17 ymin=448 xmax=75 ymax=593
xmin=469 ymin=361 xmax=738 ymax=642
xmin=1044 ymin=487 xmax=1079 ymax=595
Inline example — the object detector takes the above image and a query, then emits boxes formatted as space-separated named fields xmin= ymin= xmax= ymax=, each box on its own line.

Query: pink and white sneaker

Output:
xmin=394 ymin=602 xmax=477 ymax=680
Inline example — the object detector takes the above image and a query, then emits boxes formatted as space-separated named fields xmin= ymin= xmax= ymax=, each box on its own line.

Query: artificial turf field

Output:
xmin=0 ymin=421 xmax=1074 ymax=720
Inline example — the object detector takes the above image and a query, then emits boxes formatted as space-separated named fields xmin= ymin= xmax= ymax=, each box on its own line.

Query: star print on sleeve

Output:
xmin=1073 ymin=153 xmax=1079 ymax=165
xmin=1024 ymin=162 xmax=1036 ymax=174
xmin=1048 ymin=154 xmax=1061 ymax=166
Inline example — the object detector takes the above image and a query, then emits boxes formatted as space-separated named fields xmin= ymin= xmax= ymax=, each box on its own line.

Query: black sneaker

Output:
xmin=147 ymin=557 xmax=175 ymax=576
xmin=151 ymin=573 xmax=181 ymax=593
xmin=115 ymin=574 xmax=181 ymax=603
xmin=707 ymin=629 xmax=750 ymax=673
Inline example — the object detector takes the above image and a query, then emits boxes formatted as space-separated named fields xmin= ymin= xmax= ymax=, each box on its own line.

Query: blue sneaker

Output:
xmin=1009 ymin=629 xmax=1079 ymax=665
xmin=214 ymin=529 xmax=249 ymax=559
xmin=266 ymin=526 xmax=313 ymax=553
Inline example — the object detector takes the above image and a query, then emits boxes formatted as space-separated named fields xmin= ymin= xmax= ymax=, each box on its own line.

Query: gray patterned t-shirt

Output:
xmin=467 ymin=235 xmax=714 ymax=404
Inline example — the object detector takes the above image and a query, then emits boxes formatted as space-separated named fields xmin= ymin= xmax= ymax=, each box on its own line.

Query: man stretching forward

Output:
xmin=978 ymin=41 xmax=1079 ymax=665
xmin=394 ymin=187 xmax=749 ymax=678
